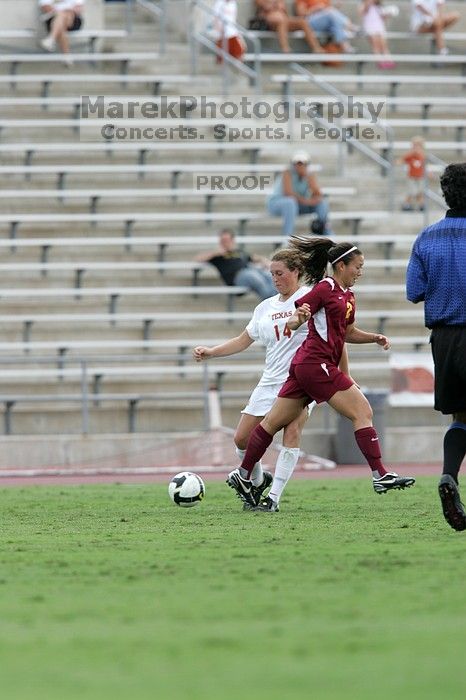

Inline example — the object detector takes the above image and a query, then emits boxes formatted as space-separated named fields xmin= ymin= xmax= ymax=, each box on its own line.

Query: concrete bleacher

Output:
xmin=0 ymin=0 xmax=456 ymax=457
xmin=0 ymin=185 xmax=355 ymax=215
xmin=0 ymin=210 xmax=390 ymax=240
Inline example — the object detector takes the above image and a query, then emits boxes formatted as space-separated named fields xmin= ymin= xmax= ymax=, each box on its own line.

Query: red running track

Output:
xmin=0 ymin=463 xmax=441 ymax=488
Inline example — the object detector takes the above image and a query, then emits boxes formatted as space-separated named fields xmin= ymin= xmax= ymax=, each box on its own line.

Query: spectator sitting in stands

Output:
xmin=294 ymin=0 xmax=355 ymax=53
xmin=39 ymin=0 xmax=84 ymax=62
xmin=254 ymin=0 xmax=323 ymax=53
xmin=359 ymin=1 xmax=396 ymax=68
xmin=267 ymin=152 xmax=332 ymax=239
xmin=410 ymin=0 xmax=460 ymax=54
xmin=195 ymin=229 xmax=276 ymax=301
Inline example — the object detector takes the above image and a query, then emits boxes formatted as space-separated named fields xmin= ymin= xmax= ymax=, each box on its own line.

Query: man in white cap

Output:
xmin=266 ymin=152 xmax=331 ymax=238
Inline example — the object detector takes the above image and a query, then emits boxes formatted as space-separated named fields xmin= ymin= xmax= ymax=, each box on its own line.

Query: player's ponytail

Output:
xmin=288 ymin=235 xmax=334 ymax=284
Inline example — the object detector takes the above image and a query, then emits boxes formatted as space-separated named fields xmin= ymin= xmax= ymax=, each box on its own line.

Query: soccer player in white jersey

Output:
xmin=193 ymin=248 xmax=351 ymax=510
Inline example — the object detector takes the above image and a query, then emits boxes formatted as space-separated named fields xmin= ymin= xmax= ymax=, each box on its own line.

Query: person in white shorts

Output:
xmin=39 ymin=0 xmax=85 ymax=60
xmin=410 ymin=0 xmax=459 ymax=54
xmin=193 ymin=247 xmax=351 ymax=510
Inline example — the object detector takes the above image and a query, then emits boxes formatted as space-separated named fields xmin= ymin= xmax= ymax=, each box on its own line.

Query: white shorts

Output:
xmin=242 ymin=382 xmax=316 ymax=417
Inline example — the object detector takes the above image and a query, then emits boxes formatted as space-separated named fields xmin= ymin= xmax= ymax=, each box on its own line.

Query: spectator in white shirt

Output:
xmin=410 ymin=0 xmax=459 ymax=54
xmin=39 ymin=0 xmax=85 ymax=60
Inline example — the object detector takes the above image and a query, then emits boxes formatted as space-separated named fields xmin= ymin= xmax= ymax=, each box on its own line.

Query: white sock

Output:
xmin=269 ymin=447 xmax=301 ymax=503
xmin=235 ymin=446 xmax=263 ymax=486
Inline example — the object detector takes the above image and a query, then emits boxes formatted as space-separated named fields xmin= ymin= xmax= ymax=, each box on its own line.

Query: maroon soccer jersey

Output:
xmin=292 ymin=277 xmax=355 ymax=367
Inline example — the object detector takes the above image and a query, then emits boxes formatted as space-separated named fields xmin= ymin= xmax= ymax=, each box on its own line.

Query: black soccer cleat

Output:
xmin=252 ymin=496 xmax=280 ymax=512
xmin=438 ymin=474 xmax=466 ymax=532
xmin=372 ymin=471 xmax=416 ymax=494
xmin=251 ymin=470 xmax=273 ymax=505
xmin=226 ymin=470 xmax=257 ymax=508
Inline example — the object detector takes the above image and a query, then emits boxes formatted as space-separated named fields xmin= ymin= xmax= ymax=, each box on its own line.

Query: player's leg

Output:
xmin=228 ymin=385 xmax=278 ymax=506
xmin=328 ymin=384 xmax=415 ymax=493
xmin=243 ymin=396 xmax=305 ymax=477
xmin=228 ymin=397 xmax=305 ymax=506
xmin=232 ymin=412 xmax=273 ymax=500
xmin=261 ymin=405 xmax=312 ymax=510
xmin=234 ymin=412 xmax=264 ymax=480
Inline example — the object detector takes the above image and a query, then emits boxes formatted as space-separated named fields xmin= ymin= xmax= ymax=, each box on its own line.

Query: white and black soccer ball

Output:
xmin=168 ymin=471 xmax=205 ymax=508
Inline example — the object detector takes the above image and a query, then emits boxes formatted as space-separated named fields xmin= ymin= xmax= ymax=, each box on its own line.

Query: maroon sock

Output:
xmin=241 ymin=424 xmax=273 ymax=478
xmin=354 ymin=427 xmax=387 ymax=475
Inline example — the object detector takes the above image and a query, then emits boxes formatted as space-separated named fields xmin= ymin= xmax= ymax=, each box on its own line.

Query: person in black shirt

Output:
xmin=195 ymin=229 xmax=276 ymax=300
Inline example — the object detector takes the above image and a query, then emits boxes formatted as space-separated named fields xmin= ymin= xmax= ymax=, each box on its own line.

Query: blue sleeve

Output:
xmin=406 ymin=240 xmax=426 ymax=304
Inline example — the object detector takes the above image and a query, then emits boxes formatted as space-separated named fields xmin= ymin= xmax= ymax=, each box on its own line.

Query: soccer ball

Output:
xmin=168 ymin=471 xmax=205 ymax=508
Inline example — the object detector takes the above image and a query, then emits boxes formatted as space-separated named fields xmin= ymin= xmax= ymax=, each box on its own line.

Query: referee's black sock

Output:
xmin=443 ymin=423 xmax=466 ymax=484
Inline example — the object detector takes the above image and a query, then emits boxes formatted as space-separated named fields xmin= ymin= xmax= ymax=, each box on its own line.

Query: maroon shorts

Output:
xmin=278 ymin=362 xmax=353 ymax=405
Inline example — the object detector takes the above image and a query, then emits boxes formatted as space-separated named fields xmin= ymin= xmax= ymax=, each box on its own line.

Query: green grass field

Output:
xmin=1 ymin=477 xmax=465 ymax=700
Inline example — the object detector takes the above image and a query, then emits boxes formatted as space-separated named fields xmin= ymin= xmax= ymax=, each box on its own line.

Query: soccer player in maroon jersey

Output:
xmin=227 ymin=236 xmax=416 ymax=509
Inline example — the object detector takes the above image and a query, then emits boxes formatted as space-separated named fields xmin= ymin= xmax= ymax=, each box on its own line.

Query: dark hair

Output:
xmin=288 ymin=236 xmax=362 ymax=284
xmin=440 ymin=163 xmax=466 ymax=210
xmin=270 ymin=248 xmax=305 ymax=277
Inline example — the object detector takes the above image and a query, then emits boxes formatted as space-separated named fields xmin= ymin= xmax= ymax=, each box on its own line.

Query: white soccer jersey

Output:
xmin=246 ymin=286 xmax=311 ymax=386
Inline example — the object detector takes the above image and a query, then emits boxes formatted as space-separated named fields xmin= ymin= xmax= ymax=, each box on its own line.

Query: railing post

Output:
xmin=188 ymin=0 xmax=198 ymax=76
xmin=126 ymin=0 xmax=135 ymax=33
xmin=202 ymin=362 xmax=211 ymax=431
xmin=159 ymin=0 xmax=167 ymax=55
xmin=80 ymin=360 xmax=90 ymax=435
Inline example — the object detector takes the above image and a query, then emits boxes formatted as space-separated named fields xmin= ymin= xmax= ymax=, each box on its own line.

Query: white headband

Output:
xmin=331 ymin=246 xmax=358 ymax=265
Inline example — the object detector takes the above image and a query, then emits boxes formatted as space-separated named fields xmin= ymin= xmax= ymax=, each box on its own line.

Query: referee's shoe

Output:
xmin=438 ymin=474 xmax=466 ymax=531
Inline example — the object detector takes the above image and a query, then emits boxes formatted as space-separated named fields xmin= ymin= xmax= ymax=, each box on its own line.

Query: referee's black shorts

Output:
xmin=430 ymin=326 xmax=466 ymax=414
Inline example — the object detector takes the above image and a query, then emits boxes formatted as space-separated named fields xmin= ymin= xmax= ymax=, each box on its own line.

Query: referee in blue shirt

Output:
xmin=406 ymin=163 xmax=466 ymax=531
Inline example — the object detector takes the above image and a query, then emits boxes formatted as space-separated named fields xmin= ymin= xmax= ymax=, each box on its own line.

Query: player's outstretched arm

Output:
xmin=345 ymin=324 xmax=391 ymax=350
xmin=193 ymin=330 xmax=254 ymax=362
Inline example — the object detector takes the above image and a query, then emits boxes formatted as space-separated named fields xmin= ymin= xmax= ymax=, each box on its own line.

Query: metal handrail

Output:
xmin=0 ymin=353 xmax=265 ymax=435
xmin=126 ymin=0 xmax=167 ymax=54
xmin=188 ymin=0 xmax=262 ymax=95
xmin=286 ymin=63 xmax=396 ymax=211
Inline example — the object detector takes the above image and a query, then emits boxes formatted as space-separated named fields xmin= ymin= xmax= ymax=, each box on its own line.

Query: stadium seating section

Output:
xmin=0 ymin=0 xmax=463 ymax=446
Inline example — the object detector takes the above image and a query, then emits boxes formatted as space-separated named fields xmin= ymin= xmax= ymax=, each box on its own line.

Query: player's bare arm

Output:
xmin=193 ymin=330 xmax=254 ymax=362
xmin=345 ymin=324 xmax=390 ymax=350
